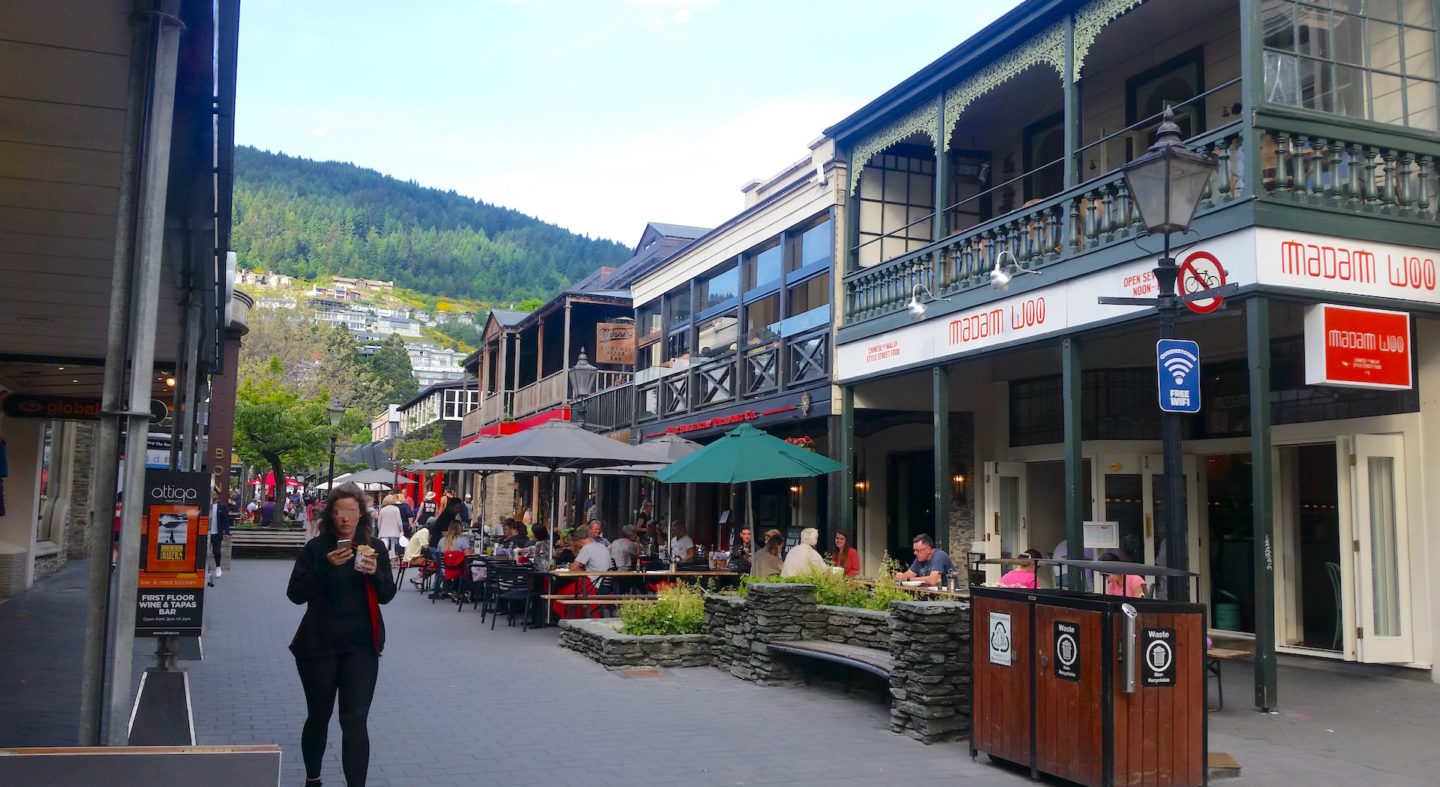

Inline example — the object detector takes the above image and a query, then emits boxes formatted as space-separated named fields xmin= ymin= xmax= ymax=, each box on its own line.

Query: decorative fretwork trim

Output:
xmin=848 ymin=101 xmax=938 ymax=195
xmin=1074 ymin=0 xmax=1146 ymax=81
xmin=942 ymin=22 xmax=1065 ymax=151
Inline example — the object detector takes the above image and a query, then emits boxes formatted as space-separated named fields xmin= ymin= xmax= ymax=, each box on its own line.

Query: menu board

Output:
xmin=135 ymin=470 xmax=209 ymax=636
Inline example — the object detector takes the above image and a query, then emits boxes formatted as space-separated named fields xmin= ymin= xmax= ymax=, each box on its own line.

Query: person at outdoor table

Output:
xmin=570 ymin=529 xmax=612 ymax=573
xmin=429 ymin=496 xmax=465 ymax=550
xmin=552 ymin=530 xmax=577 ymax=566
xmin=668 ymin=523 xmax=695 ymax=563
xmin=999 ymin=548 xmax=1045 ymax=588
xmin=894 ymin=533 xmax=954 ymax=587
xmin=782 ymin=527 xmax=828 ymax=577
xmin=634 ymin=500 xmax=654 ymax=549
xmin=1100 ymin=551 xmax=1147 ymax=597
xmin=588 ymin=518 xmax=610 ymax=547
xmin=610 ymin=524 xmax=639 ymax=571
xmin=752 ymin=529 xmax=783 ymax=578
xmin=728 ymin=527 xmax=752 ymax=574
xmin=831 ymin=531 xmax=860 ymax=577
xmin=286 ymin=482 xmax=396 ymax=787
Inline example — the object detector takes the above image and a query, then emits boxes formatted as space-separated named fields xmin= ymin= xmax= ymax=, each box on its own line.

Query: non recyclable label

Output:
xmin=1142 ymin=627 xmax=1176 ymax=687
xmin=1054 ymin=621 xmax=1081 ymax=681
xmin=989 ymin=611 xmax=1013 ymax=667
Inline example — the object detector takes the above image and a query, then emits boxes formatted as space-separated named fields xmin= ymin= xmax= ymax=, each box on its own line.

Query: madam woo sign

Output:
xmin=1304 ymin=304 xmax=1412 ymax=390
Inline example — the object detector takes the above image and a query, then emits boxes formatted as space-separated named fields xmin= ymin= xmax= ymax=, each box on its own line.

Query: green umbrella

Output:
xmin=653 ymin=423 xmax=843 ymax=555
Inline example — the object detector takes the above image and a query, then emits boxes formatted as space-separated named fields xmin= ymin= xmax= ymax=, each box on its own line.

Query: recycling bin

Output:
xmin=971 ymin=574 xmax=1207 ymax=787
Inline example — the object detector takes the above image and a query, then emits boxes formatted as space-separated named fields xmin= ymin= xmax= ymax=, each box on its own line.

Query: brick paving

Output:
xmin=2 ymin=559 xmax=1438 ymax=786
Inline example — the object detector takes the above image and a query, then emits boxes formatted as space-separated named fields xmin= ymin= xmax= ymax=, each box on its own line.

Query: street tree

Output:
xmin=233 ymin=357 xmax=333 ymax=497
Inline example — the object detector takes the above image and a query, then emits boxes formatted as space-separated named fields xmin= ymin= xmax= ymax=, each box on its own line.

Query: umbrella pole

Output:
xmin=748 ymin=480 xmax=756 ymax=557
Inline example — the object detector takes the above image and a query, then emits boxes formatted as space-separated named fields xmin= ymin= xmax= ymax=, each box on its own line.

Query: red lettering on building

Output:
xmin=1278 ymin=240 xmax=1377 ymax=283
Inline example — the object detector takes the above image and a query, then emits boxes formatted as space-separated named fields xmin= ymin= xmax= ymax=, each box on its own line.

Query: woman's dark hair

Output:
xmin=764 ymin=528 xmax=784 ymax=554
xmin=1020 ymin=548 xmax=1044 ymax=559
xmin=532 ymin=523 xmax=549 ymax=540
xmin=321 ymin=482 xmax=373 ymax=543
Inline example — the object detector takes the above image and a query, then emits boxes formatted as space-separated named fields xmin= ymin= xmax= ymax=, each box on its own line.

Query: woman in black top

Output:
xmin=287 ymin=482 xmax=396 ymax=787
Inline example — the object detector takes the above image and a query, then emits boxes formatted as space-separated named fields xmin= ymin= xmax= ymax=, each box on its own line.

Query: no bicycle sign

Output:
xmin=1179 ymin=250 xmax=1227 ymax=314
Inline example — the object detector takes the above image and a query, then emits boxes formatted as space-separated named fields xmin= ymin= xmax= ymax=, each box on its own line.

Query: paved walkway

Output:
xmin=2 ymin=560 xmax=1438 ymax=786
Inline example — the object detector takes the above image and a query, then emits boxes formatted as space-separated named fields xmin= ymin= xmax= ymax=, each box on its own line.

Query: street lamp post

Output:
xmin=327 ymin=400 xmax=346 ymax=492
xmin=567 ymin=348 xmax=600 ymax=531
xmin=1118 ymin=106 xmax=1218 ymax=602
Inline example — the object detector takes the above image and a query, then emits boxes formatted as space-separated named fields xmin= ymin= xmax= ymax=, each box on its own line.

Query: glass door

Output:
xmin=1352 ymin=434 xmax=1413 ymax=664
xmin=983 ymin=461 xmax=1028 ymax=581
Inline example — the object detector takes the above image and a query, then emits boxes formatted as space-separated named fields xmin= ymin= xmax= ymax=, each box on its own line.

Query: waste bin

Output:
xmin=971 ymin=560 xmax=1207 ymax=787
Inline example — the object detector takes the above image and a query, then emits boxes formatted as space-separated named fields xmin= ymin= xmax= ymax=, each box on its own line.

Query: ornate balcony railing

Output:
xmin=1254 ymin=116 xmax=1439 ymax=221
xmin=843 ymin=122 xmax=1246 ymax=325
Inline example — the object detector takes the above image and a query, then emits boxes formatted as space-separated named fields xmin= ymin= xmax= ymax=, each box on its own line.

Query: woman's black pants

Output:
xmin=294 ymin=648 xmax=379 ymax=785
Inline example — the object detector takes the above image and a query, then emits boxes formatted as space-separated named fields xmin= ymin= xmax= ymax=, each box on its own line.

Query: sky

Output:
xmin=236 ymin=0 xmax=1018 ymax=246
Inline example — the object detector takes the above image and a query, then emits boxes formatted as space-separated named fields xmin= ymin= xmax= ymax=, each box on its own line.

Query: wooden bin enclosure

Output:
xmin=970 ymin=587 xmax=1206 ymax=787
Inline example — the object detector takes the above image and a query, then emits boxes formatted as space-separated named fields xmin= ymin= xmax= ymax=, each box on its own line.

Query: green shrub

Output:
xmin=619 ymin=582 xmax=705 ymax=636
xmin=735 ymin=554 xmax=919 ymax=612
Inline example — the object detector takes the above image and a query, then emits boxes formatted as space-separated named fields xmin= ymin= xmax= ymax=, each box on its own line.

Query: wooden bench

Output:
xmin=767 ymin=640 xmax=894 ymax=680
xmin=1205 ymin=647 xmax=1253 ymax=711
xmin=229 ymin=528 xmax=307 ymax=556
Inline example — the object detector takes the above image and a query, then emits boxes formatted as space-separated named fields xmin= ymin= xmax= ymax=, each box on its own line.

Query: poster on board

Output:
xmin=136 ymin=469 xmax=209 ymax=637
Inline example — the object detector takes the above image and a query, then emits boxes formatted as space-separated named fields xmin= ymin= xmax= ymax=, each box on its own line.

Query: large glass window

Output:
xmin=788 ymin=218 xmax=833 ymax=275
xmin=744 ymin=293 xmax=781 ymax=347
xmin=696 ymin=314 xmax=738 ymax=358
xmin=746 ymin=243 xmax=783 ymax=292
xmin=664 ymin=286 xmax=691 ymax=326
xmin=636 ymin=340 xmax=660 ymax=371
xmin=856 ymin=146 xmax=935 ymax=267
xmin=779 ymin=273 xmax=831 ymax=337
xmin=696 ymin=265 xmax=739 ymax=312
xmin=666 ymin=330 xmax=691 ymax=362
xmin=637 ymin=301 xmax=662 ymax=339
xmin=1263 ymin=0 xmax=1437 ymax=131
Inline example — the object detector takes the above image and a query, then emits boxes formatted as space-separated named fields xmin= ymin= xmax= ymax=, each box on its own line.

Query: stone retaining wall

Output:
xmin=818 ymin=605 xmax=891 ymax=650
xmin=888 ymin=600 xmax=972 ymax=744
xmin=558 ymin=618 xmax=710 ymax=669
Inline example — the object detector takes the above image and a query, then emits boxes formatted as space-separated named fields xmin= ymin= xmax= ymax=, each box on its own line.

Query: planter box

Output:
xmin=558 ymin=618 xmax=710 ymax=669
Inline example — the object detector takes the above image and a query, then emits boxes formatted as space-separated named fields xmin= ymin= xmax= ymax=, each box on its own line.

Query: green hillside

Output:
xmin=231 ymin=146 xmax=630 ymax=302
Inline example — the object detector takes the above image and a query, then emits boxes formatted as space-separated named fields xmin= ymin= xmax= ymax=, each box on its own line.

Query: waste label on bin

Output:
xmin=988 ymin=612 xmax=1012 ymax=666
xmin=1054 ymin=621 xmax=1081 ymax=681
xmin=1142 ymin=627 xmax=1176 ymax=687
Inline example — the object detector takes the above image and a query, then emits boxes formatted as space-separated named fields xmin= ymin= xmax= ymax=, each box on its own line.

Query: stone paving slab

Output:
xmin=2 ymin=559 xmax=1438 ymax=786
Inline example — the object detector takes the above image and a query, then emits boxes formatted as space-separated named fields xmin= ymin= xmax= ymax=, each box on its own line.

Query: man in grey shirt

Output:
xmin=571 ymin=530 xmax=613 ymax=573
xmin=609 ymin=524 xmax=639 ymax=571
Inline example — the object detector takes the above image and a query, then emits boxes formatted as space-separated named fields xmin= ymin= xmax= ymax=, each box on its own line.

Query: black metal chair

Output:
xmin=485 ymin=564 xmax=534 ymax=630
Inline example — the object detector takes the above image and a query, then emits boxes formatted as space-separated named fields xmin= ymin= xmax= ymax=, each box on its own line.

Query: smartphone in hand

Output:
xmin=336 ymin=539 xmax=352 ymax=550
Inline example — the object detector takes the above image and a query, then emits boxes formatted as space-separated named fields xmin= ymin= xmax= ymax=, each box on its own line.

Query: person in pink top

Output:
xmin=1100 ymin=551 xmax=1147 ymax=597
xmin=998 ymin=548 xmax=1044 ymax=588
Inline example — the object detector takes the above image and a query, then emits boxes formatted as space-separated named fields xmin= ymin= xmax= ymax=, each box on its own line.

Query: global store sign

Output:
xmin=837 ymin=231 xmax=1256 ymax=380
xmin=1304 ymin=304 xmax=1412 ymax=390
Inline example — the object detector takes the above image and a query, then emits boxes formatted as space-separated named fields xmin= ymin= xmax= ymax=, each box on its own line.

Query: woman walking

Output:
xmin=376 ymin=494 xmax=404 ymax=560
xmin=286 ymin=482 xmax=396 ymax=786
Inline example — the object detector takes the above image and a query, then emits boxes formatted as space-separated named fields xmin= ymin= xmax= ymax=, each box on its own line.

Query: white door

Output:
xmin=1352 ymin=434 xmax=1413 ymax=663
xmin=984 ymin=461 xmax=1028 ymax=582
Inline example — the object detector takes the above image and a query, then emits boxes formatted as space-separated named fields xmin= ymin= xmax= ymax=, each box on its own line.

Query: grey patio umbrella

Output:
xmin=343 ymin=468 xmax=417 ymax=488
xmin=424 ymin=420 xmax=661 ymax=555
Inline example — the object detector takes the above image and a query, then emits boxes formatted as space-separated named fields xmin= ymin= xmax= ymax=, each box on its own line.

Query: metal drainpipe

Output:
xmin=78 ymin=0 xmax=155 ymax=747
xmin=106 ymin=0 xmax=186 ymax=745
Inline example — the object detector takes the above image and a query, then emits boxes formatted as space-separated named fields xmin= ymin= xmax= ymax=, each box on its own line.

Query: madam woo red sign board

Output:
xmin=1304 ymin=304 xmax=1412 ymax=390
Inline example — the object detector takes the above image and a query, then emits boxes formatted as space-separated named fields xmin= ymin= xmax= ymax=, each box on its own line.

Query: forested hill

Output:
xmin=231 ymin=146 xmax=631 ymax=302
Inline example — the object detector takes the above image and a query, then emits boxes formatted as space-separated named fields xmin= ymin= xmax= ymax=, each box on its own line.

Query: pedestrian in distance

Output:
xmin=376 ymin=494 xmax=404 ymax=559
xmin=286 ymin=482 xmax=396 ymax=787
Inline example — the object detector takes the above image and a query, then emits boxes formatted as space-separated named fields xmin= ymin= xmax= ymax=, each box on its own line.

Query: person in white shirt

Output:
xmin=781 ymin=527 xmax=829 ymax=577
xmin=668 ymin=523 xmax=695 ymax=563
xmin=376 ymin=494 xmax=406 ymax=557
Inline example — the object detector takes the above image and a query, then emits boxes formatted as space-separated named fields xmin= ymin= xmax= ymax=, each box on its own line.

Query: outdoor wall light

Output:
xmin=951 ymin=465 xmax=968 ymax=504
xmin=907 ymin=284 xmax=950 ymax=320
xmin=854 ymin=475 xmax=868 ymax=507
xmin=989 ymin=250 xmax=1041 ymax=292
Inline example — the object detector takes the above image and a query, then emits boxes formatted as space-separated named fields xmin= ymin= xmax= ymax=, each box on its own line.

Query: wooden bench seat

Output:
xmin=230 ymin=529 xmax=307 ymax=555
xmin=768 ymin=640 xmax=894 ymax=680
xmin=1205 ymin=646 xmax=1254 ymax=712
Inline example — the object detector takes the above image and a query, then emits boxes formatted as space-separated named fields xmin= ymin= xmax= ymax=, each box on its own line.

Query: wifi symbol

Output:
xmin=1164 ymin=356 xmax=1194 ymax=385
